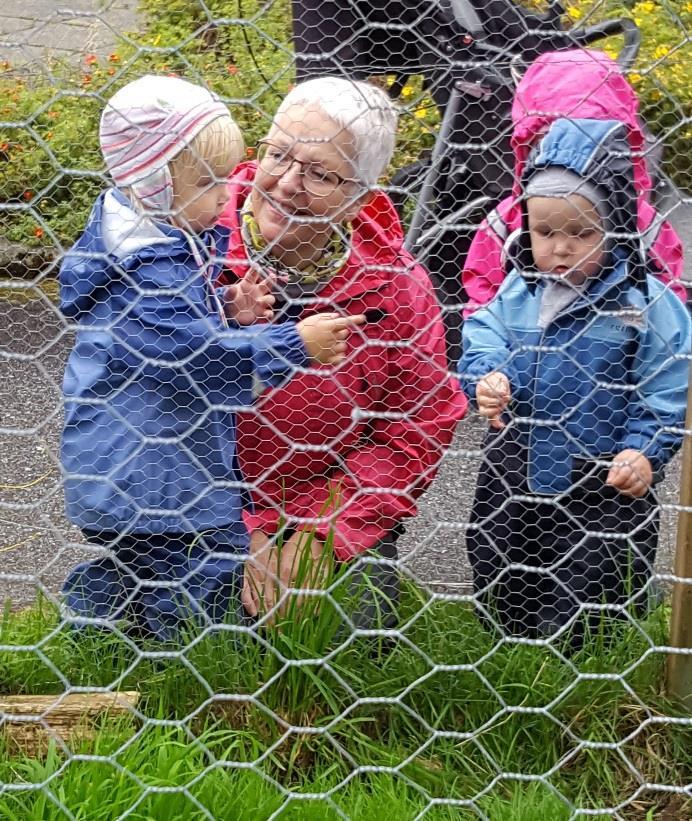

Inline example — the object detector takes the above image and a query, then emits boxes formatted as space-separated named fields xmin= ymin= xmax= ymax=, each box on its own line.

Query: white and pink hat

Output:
xmin=99 ymin=74 xmax=231 ymax=213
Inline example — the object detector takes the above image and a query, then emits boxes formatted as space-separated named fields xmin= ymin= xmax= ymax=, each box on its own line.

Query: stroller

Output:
xmin=292 ymin=0 xmax=644 ymax=365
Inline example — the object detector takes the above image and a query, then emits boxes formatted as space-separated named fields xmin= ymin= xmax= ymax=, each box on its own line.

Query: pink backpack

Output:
xmin=462 ymin=49 xmax=686 ymax=313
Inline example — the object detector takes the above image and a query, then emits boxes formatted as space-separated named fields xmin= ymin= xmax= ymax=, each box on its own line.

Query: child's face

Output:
xmin=171 ymin=162 xmax=231 ymax=233
xmin=527 ymin=194 xmax=605 ymax=285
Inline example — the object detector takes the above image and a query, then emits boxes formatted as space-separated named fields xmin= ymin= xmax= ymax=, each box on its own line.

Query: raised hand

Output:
xmin=606 ymin=449 xmax=653 ymax=498
xmin=297 ymin=312 xmax=366 ymax=365
xmin=224 ymin=268 xmax=276 ymax=325
xmin=476 ymin=371 xmax=511 ymax=429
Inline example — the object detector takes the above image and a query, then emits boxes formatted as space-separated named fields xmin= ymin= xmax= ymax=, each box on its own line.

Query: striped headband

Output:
xmin=99 ymin=74 xmax=231 ymax=214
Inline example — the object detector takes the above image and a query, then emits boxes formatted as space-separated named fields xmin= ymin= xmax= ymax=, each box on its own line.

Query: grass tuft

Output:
xmin=1 ymin=579 xmax=690 ymax=819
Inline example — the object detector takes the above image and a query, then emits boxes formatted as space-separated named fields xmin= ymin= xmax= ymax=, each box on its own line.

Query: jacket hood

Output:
xmin=60 ymin=188 xmax=224 ymax=321
xmin=219 ymin=161 xmax=407 ymax=303
xmin=512 ymin=117 xmax=647 ymax=291
xmin=511 ymin=49 xmax=652 ymax=198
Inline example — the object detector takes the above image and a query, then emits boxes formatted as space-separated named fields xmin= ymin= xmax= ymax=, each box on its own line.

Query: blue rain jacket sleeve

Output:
xmin=621 ymin=281 xmax=692 ymax=470
xmin=111 ymin=258 xmax=309 ymax=401
xmin=458 ymin=287 xmax=520 ymax=406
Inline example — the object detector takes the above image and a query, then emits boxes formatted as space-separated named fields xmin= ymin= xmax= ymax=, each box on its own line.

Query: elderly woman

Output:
xmin=218 ymin=77 xmax=466 ymax=625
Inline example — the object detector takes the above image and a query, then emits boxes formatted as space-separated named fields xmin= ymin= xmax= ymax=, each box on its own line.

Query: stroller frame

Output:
xmin=291 ymin=0 xmax=642 ymax=365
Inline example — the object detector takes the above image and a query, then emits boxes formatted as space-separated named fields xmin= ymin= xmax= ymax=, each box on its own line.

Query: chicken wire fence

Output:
xmin=0 ymin=0 xmax=691 ymax=818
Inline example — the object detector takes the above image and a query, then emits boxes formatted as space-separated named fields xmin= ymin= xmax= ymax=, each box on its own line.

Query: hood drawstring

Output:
xmin=184 ymin=230 xmax=228 ymax=328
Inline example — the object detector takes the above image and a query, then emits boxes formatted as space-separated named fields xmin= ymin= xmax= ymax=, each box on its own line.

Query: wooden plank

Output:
xmin=667 ymin=363 xmax=692 ymax=709
xmin=1 ymin=691 xmax=139 ymax=758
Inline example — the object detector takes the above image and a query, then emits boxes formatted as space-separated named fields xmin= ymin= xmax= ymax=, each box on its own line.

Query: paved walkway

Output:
xmin=0 ymin=1 xmax=139 ymax=69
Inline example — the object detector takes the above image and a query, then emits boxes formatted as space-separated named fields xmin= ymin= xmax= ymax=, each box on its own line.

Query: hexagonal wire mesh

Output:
xmin=0 ymin=0 xmax=691 ymax=818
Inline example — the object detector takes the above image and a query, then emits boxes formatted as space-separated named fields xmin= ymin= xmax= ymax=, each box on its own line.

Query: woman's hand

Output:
xmin=224 ymin=268 xmax=276 ymax=325
xmin=606 ymin=449 xmax=653 ymax=498
xmin=241 ymin=530 xmax=329 ymax=621
xmin=297 ymin=312 xmax=366 ymax=365
xmin=476 ymin=371 xmax=511 ymax=429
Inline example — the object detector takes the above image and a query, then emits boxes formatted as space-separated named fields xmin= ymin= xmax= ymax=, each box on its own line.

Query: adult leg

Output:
xmin=336 ymin=525 xmax=404 ymax=631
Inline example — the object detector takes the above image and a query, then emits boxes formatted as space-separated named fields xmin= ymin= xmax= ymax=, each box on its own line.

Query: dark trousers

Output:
xmin=63 ymin=527 xmax=403 ymax=640
xmin=467 ymin=428 xmax=660 ymax=646
xmin=338 ymin=528 xmax=402 ymax=630
xmin=62 ymin=529 xmax=247 ymax=641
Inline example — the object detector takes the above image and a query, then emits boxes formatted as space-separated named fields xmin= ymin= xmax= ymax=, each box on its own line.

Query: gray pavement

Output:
xmin=0 ymin=200 xmax=688 ymax=608
xmin=0 ymin=1 xmax=139 ymax=68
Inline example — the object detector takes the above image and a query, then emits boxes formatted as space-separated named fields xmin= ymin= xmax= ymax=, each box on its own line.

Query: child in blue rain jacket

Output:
xmin=459 ymin=117 xmax=691 ymax=648
xmin=60 ymin=75 xmax=362 ymax=640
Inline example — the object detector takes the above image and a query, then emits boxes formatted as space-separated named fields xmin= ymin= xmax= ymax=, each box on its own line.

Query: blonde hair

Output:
xmin=170 ymin=114 xmax=245 ymax=192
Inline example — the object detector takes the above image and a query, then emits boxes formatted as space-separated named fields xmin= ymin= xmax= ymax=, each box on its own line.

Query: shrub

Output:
xmin=0 ymin=0 xmax=689 ymax=252
xmin=567 ymin=0 xmax=692 ymax=191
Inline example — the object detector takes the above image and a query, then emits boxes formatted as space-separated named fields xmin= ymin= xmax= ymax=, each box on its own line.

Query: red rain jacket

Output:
xmin=218 ymin=163 xmax=467 ymax=560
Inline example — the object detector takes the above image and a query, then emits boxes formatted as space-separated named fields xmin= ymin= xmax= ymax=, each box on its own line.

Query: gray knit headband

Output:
xmin=525 ymin=168 xmax=608 ymax=223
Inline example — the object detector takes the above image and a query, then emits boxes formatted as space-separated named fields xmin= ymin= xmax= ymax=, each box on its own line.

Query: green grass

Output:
xmin=1 ymin=584 xmax=690 ymax=820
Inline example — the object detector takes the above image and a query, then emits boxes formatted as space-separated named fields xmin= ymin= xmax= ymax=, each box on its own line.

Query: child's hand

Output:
xmin=297 ymin=312 xmax=366 ymax=365
xmin=606 ymin=449 xmax=653 ymax=498
xmin=476 ymin=371 xmax=511 ymax=429
xmin=224 ymin=269 xmax=276 ymax=325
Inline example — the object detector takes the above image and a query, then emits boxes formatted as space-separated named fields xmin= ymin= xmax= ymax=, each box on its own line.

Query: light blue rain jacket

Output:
xmin=460 ymin=118 xmax=691 ymax=494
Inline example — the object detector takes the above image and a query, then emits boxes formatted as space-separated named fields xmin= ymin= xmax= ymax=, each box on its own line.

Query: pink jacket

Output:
xmin=462 ymin=49 xmax=686 ymax=313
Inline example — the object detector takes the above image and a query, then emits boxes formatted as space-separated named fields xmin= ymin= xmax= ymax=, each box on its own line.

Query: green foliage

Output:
xmin=1 ymin=581 xmax=690 ymax=818
xmin=568 ymin=0 xmax=692 ymax=190
xmin=0 ymin=0 xmax=436 ymax=251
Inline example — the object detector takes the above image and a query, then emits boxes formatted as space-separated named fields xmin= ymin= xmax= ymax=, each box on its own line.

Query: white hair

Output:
xmin=275 ymin=77 xmax=398 ymax=187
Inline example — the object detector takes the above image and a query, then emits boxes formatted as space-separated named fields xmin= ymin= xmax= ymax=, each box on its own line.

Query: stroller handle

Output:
xmin=567 ymin=18 xmax=641 ymax=73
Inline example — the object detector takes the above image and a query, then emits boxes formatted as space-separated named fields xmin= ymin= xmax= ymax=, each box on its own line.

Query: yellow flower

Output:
xmin=634 ymin=0 xmax=655 ymax=13
xmin=401 ymin=85 xmax=415 ymax=98
xmin=629 ymin=72 xmax=642 ymax=84
xmin=653 ymin=44 xmax=670 ymax=60
xmin=413 ymin=108 xmax=428 ymax=119
xmin=567 ymin=6 xmax=582 ymax=20
xmin=685 ymin=1 xmax=692 ymax=12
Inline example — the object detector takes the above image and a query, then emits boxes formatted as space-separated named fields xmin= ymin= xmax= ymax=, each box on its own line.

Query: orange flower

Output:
xmin=107 ymin=68 xmax=116 ymax=76
xmin=85 ymin=54 xmax=98 ymax=66
xmin=23 ymin=190 xmax=33 ymax=202
xmin=108 ymin=53 xmax=120 ymax=63
xmin=82 ymin=74 xmax=93 ymax=85
xmin=0 ymin=142 xmax=9 ymax=152
xmin=45 ymin=131 xmax=53 ymax=140
xmin=34 ymin=227 xmax=43 ymax=238
xmin=227 ymin=64 xmax=238 ymax=75
xmin=48 ymin=110 xmax=59 ymax=119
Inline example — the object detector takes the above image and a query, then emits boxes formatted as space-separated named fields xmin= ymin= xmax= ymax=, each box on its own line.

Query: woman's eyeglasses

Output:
xmin=256 ymin=140 xmax=353 ymax=195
